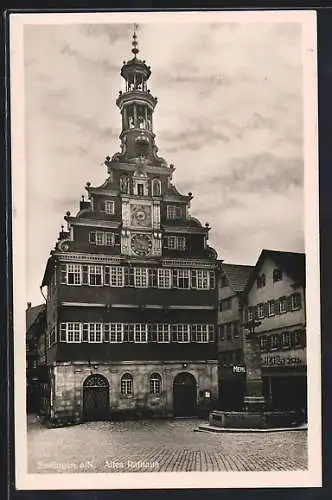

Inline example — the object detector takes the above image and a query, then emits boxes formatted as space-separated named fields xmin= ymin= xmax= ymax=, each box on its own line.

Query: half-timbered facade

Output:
xmin=40 ymin=33 xmax=218 ymax=424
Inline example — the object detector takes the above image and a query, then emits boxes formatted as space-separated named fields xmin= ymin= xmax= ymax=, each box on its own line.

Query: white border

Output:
xmin=10 ymin=10 xmax=321 ymax=490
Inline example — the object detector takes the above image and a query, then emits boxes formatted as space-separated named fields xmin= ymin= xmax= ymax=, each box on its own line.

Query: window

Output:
xmin=268 ymin=300 xmax=275 ymax=316
xmin=137 ymin=184 xmax=144 ymax=196
xmin=106 ymin=266 xmax=124 ymax=287
xmin=273 ymin=268 xmax=282 ymax=282
xmin=291 ymin=293 xmax=302 ymax=310
xmin=233 ymin=322 xmax=240 ymax=338
xmin=173 ymin=269 xmax=190 ymax=289
xmin=282 ymin=331 xmax=291 ymax=349
xmin=173 ymin=324 xmax=190 ymax=343
xmin=291 ymin=330 xmax=304 ymax=348
xmin=220 ymin=298 xmax=232 ymax=312
xmin=108 ymin=324 xmax=123 ymax=343
xmin=105 ymin=232 xmax=115 ymax=246
xmin=167 ymin=236 xmax=186 ymax=251
xmin=248 ymin=307 xmax=254 ymax=321
xmin=134 ymin=324 xmax=147 ymax=343
xmin=89 ymin=265 xmax=103 ymax=286
xmin=49 ymin=327 xmax=57 ymax=346
xmin=157 ymin=268 xmax=172 ymax=288
xmin=221 ymin=276 xmax=228 ymax=287
xmin=167 ymin=205 xmax=182 ymax=219
xmin=257 ymin=274 xmax=266 ymax=288
xmin=192 ymin=270 xmax=209 ymax=290
xmin=279 ymin=297 xmax=287 ymax=314
xmin=226 ymin=323 xmax=232 ymax=340
xmin=270 ymin=334 xmax=281 ymax=350
xmin=218 ymin=324 xmax=225 ymax=341
xmin=121 ymin=373 xmax=133 ymax=395
xmin=257 ymin=303 xmax=265 ymax=318
xmin=134 ymin=268 xmax=148 ymax=288
xmin=96 ymin=232 xmax=104 ymax=245
xmin=88 ymin=323 xmax=102 ymax=343
xmin=152 ymin=179 xmax=161 ymax=196
xmin=102 ymin=200 xmax=115 ymax=215
xmin=192 ymin=324 xmax=209 ymax=343
xmin=67 ymin=264 xmax=81 ymax=285
xmin=150 ymin=373 xmax=162 ymax=395
xmin=156 ymin=324 xmax=170 ymax=343
xmin=67 ymin=323 xmax=81 ymax=343
xmin=259 ymin=335 xmax=269 ymax=351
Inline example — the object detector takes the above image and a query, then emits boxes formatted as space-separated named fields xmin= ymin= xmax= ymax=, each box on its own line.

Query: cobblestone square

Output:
xmin=27 ymin=416 xmax=308 ymax=473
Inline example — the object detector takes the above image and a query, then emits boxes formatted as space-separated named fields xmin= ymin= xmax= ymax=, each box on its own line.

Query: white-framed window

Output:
xmin=192 ymin=269 xmax=209 ymax=289
xmin=291 ymin=293 xmax=302 ymax=310
xmin=156 ymin=324 xmax=170 ymax=343
xmin=268 ymin=300 xmax=275 ymax=316
xmin=89 ymin=265 xmax=103 ymax=286
xmin=174 ymin=269 xmax=190 ymax=289
xmin=167 ymin=236 xmax=186 ymax=251
xmin=167 ymin=205 xmax=182 ymax=219
xmin=282 ymin=331 xmax=291 ymax=348
xmin=104 ymin=200 xmax=115 ymax=215
xmin=67 ymin=264 xmax=82 ymax=285
xmin=121 ymin=373 xmax=133 ymax=395
xmin=192 ymin=324 xmax=209 ymax=343
xmin=279 ymin=297 xmax=287 ymax=314
xmin=157 ymin=268 xmax=172 ymax=288
xmin=104 ymin=323 xmax=123 ymax=343
xmin=173 ymin=324 xmax=190 ymax=343
xmin=96 ymin=232 xmax=104 ymax=245
xmin=257 ymin=303 xmax=265 ymax=319
xmin=134 ymin=324 xmax=148 ymax=343
xmin=88 ymin=323 xmax=102 ymax=343
xmin=105 ymin=232 xmax=115 ymax=246
xmin=150 ymin=373 xmax=162 ymax=395
xmin=67 ymin=323 xmax=81 ymax=343
xmin=111 ymin=266 xmax=124 ymax=287
xmin=134 ymin=268 xmax=148 ymax=288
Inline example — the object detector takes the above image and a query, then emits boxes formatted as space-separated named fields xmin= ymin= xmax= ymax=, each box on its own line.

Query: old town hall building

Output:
xmin=40 ymin=34 xmax=218 ymax=424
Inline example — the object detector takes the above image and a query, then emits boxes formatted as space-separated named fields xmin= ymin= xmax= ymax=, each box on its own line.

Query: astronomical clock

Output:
xmin=130 ymin=233 xmax=153 ymax=256
xmin=130 ymin=204 xmax=152 ymax=227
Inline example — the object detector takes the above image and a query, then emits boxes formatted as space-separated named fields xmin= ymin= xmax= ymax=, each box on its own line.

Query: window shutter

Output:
xmin=103 ymin=324 xmax=110 ymax=342
xmin=82 ymin=265 xmax=89 ymax=285
xmin=82 ymin=324 xmax=89 ymax=342
xmin=114 ymin=232 xmax=120 ymax=246
xmin=89 ymin=232 xmax=96 ymax=244
xmin=191 ymin=326 xmax=196 ymax=342
xmin=274 ymin=299 xmax=280 ymax=315
xmin=253 ymin=306 xmax=258 ymax=320
xmin=286 ymin=296 xmax=292 ymax=312
xmin=172 ymin=269 xmax=178 ymax=288
xmin=100 ymin=201 xmax=105 ymax=212
xmin=104 ymin=266 xmax=110 ymax=286
xmin=148 ymin=324 xmax=157 ymax=342
xmin=129 ymin=267 xmax=135 ymax=286
xmin=209 ymin=325 xmax=215 ymax=342
xmin=128 ymin=324 xmax=134 ymax=342
xmin=124 ymin=267 xmax=129 ymax=287
xmin=191 ymin=270 xmax=197 ymax=289
xmin=163 ymin=237 xmax=168 ymax=249
xmin=59 ymin=323 xmax=67 ymax=342
xmin=209 ymin=271 xmax=215 ymax=289
xmin=59 ymin=264 xmax=67 ymax=284
xmin=171 ymin=326 xmax=177 ymax=342
xmin=149 ymin=268 xmax=157 ymax=288
xmin=263 ymin=302 xmax=269 ymax=317
xmin=123 ymin=324 xmax=129 ymax=342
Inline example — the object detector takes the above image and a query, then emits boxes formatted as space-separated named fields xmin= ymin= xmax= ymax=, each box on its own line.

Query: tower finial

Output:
xmin=132 ymin=24 xmax=139 ymax=58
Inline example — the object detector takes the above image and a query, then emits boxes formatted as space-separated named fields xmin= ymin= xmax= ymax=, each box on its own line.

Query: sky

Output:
xmin=23 ymin=18 xmax=305 ymax=306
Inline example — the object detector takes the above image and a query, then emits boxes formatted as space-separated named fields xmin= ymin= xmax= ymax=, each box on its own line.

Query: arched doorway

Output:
xmin=173 ymin=372 xmax=197 ymax=417
xmin=83 ymin=374 xmax=110 ymax=422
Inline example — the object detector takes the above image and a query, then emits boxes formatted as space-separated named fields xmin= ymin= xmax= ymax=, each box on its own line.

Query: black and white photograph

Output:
xmin=10 ymin=10 xmax=321 ymax=490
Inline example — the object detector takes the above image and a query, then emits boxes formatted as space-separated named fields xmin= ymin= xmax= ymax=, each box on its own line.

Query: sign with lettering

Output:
xmin=261 ymin=348 xmax=306 ymax=367
xmin=232 ymin=365 xmax=246 ymax=374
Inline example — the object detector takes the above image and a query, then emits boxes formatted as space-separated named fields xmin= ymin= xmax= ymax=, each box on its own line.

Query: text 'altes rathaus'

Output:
xmin=41 ymin=33 xmax=219 ymax=423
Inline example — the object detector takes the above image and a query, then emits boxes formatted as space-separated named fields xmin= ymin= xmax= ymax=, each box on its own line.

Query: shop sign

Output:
xmin=261 ymin=348 xmax=306 ymax=367
xmin=232 ymin=365 xmax=246 ymax=374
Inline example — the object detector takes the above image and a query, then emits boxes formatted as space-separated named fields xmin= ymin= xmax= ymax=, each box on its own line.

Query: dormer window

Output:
xmin=100 ymin=200 xmax=115 ymax=215
xmin=167 ymin=205 xmax=182 ymax=219
xmin=273 ymin=268 xmax=282 ymax=282
xmin=137 ymin=184 xmax=144 ymax=196
xmin=120 ymin=175 xmax=130 ymax=194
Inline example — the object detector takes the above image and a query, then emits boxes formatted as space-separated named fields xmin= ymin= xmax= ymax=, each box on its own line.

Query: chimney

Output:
xmin=27 ymin=302 xmax=31 ymax=309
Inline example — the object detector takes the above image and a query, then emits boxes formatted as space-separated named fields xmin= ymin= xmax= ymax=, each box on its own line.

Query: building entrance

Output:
xmin=173 ymin=372 xmax=197 ymax=417
xmin=83 ymin=374 xmax=110 ymax=421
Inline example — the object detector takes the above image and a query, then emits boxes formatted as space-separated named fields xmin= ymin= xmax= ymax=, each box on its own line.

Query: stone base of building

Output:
xmin=209 ymin=409 xmax=303 ymax=429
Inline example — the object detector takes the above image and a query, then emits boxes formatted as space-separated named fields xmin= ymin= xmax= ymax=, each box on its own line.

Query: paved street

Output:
xmin=27 ymin=416 xmax=307 ymax=473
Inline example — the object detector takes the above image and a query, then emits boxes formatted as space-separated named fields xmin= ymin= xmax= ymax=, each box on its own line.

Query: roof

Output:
xmin=222 ymin=263 xmax=254 ymax=293
xmin=26 ymin=303 xmax=46 ymax=331
xmin=245 ymin=249 xmax=305 ymax=294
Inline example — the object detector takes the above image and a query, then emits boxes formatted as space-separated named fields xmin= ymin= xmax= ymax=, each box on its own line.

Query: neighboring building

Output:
xmin=242 ymin=249 xmax=306 ymax=414
xmin=217 ymin=262 xmax=253 ymax=410
xmin=39 ymin=34 xmax=219 ymax=424
xmin=26 ymin=302 xmax=46 ymax=414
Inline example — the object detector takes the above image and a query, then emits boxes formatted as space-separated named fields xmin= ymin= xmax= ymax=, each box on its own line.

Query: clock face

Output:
xmin=131 ymin=233 xmax=152 ymax=256
xmin=130 ymin=204 xmax=152 ymax=227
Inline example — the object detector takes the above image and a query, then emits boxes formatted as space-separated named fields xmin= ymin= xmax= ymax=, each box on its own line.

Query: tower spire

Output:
xmin=132 ymin=25 xmax=139 ymax=58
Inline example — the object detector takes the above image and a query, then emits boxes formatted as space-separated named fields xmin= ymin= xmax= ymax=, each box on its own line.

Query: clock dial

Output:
xmin=130 ymin=204 xmax=152 ymax=227
xmin=131 ymin=233 xmax=152 ymax=256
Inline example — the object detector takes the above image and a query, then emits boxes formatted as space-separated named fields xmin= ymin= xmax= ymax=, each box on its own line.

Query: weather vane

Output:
xmin=132 ymin=23 xmax=139 ymax=58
